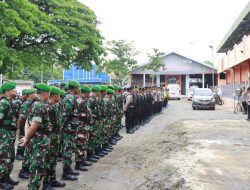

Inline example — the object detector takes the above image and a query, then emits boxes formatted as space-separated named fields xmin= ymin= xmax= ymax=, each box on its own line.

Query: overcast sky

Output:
xmin=79 ymin=0 xmax=249 ymax=66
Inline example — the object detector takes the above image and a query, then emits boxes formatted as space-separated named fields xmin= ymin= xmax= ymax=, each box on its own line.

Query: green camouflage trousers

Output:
xmin=0 ymin=129 xmax=15 ymax=179
xmin=62 ymin=131 xmax=77 ymax=169
xmin=44 ymin=133 xmax=60 ymax=183
xmin=21 ymin=145 xmax=31 ymax=172
xmin=28 ymin=135 xmax=49 ymax=190
xmin=75 ymin=123 xmax=89 ymax=163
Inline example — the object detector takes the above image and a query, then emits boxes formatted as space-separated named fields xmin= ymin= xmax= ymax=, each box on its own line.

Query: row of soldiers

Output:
xmin=0 ymin=80 xmax=169 ymax=190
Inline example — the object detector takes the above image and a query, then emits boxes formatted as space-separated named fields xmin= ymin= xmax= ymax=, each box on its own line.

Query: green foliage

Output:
xmin=0 ymin=0 xmax=104 ymax=81
xmin=144 ymin=49 xmax=165 ymax=72
xmin=104 ymin=40 xmax=139 ymax=84
xmin=144 ymin=49 xmax=165 ymax=85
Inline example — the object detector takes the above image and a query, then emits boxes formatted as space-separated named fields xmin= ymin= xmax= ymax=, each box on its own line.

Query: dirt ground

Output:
xmin=13 ymin=99 xmax=250 ymax=190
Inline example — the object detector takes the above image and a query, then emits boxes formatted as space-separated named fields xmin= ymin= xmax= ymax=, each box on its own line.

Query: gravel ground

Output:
xmin=13 ymin=99 xmax=250 ymax=190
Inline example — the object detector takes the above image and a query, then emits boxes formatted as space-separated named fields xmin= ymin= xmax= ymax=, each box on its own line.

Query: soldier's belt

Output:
xmin=1 ymin=125 xmax=17 ymax=131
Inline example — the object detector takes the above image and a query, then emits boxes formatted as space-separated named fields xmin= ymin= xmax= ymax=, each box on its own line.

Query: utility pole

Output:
xmin=209 ymin=45 xmax=215 ymax=88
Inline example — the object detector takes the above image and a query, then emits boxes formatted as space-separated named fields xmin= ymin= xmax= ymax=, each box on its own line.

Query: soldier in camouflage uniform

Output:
xmin=86 ymin=85 xmax=102 ymax=162
xmin=43 ymin=87 xmax=65 ymax=190
xmin=112 ymin=85 xmax=122 ymax=141
xmin=107 ymin=88 xmax=117 ymax=142
xmin=60 ymin=80 xmax=80 ymax=181
xmin=15 ymin=89 xmax=29 ymax=160
xmin=0 ymin=82 xmax=18 ymax=190
xmin=75 ymin=85 xmax=93 ymax=171
xmin=19 ymin=83 xmax=51 ymax=190
xmin=18 ymin=88 xmax=38 ymax=180
xmin=95 ymin=85 xmax=108 ymax=157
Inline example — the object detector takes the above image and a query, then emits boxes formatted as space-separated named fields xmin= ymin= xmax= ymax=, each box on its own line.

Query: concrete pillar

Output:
xmin=185 ymin=74 xmax=190 ymax=95
xmin=202 ymin=73 xmax=205 ymax=88
xmin=156 ymin=74 xmax=160 ymax=87
xmin=143 ymin=73 xmax=146 ymax=87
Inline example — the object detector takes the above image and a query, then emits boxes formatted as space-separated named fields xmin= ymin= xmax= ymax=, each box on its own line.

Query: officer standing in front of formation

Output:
xmin=0 ymin=82 xmax=18 ymax=190
xmin=19 ymin=83 xmax=51 ymax=190
xmin=60 ymin=80 xmax=80 ymax=181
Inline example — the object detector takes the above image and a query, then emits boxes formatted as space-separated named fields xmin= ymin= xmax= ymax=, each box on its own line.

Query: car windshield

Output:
xmin=194 ymin=90 xmax=213 ymax=96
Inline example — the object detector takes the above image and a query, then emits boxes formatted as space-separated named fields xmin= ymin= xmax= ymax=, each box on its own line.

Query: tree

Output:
xmin=104 ymin=40 xmax=139 ymax=85
xmin=144 ymin=49 xmax=165 ymax=86
xmin=204 ymin=60 xmax=214 ymax=67
xmin=0 ymin=0 xmax=104 ymax=80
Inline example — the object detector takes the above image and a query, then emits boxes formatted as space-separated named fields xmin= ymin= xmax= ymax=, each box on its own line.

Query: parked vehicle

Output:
xmin=187 ymin=85 xmax=199 ymax=101
xmin=192 ymin=88 xmax=215 ymax=110
xmin=167 ymin=84 xmax=180 ymax=100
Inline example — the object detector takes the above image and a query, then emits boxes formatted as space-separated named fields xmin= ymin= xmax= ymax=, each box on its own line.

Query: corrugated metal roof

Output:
xmin=217 ymin=1 xmax=250 ymax=53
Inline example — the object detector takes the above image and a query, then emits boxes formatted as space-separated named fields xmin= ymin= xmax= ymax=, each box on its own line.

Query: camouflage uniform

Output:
xmin=44 ymin=101 xmax=61 ymax=184
xmin=75 ymin=96 xmax=90 ymax=163
xmin=98 ymin=96 xmax=107 ymax=146
xmin=114 ymin=94 xmax=123 ymax=134
xmin=0 ymin=96 xmax=17 ymax=180
xmin=13 ymin=98 xmax=24 ymax=157
xmin=27 ymin=99 xmax=50 ymax=190
xmin=61 ymin=92 xmax=79 ymax=169
xmin=106 ymin=96 xmax=115 ymax=139
xmin=19 ymin=99 xmax=33 ymax=174
xmin=87 ymin=95 xmax=101 ymax=153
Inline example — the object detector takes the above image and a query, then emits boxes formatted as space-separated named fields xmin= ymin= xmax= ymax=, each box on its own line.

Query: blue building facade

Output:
xmin=48 ymin=64 xmax=110 ymax=84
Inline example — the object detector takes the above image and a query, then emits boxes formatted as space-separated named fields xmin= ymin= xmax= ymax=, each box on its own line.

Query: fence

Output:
xmin=217 ymin=83 xmax=246 ymax=98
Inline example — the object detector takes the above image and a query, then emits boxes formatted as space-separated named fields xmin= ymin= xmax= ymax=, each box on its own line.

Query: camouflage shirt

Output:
xmin=60 ymin=91 xmax=79 ymax=130
xmin=0 ymin=96 xmax=17 ymax=128
xmin=19 ymin=99 xmax=32 ymax=119
xmin=87 ymin=96 xmax=100 ymax=119
xmin=12 ymin=98 xmax=23 ymax=119
xmin=77 ymin=96 xmax=91 ymax=124
xmin=28 ymin=99 xmax=50 ymax=134
xmin=47 ymin=100 xmax=60 ymax=133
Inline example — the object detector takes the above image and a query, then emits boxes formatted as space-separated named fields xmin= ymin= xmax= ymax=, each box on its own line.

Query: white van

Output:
xmin=167 ymin=84 xmax=180 ymax=100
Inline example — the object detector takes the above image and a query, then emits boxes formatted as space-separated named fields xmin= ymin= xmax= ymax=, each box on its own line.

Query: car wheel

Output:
xmin=212 ymin=107 xmax=215 ymax=110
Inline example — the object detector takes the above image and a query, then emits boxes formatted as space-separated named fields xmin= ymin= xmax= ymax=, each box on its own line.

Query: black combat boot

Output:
xmin=4 ymin=175 xmax=19 ymax=186
xmin=69 ymin=168 xmax=79 ymax=176
xmin=15 ymin=148 xmax=24 ymax=160
xmin=42 ymin=182 xmax=55 ymax=190
xmin=102 ymin=144 xmax=112 ymax=152
xmin=110 ymin=139 xmax=117 ymax=145
xmin=100 ymin=147 xmax=108 ymax=155
xmin=61 ymin=168 xmax=78 ymax=181
xmin=112 ymin=135 xmax=120 ymax=141
xmin=82 ymin=160 xmax=93 ymax=167
xmin=86 ymin=151 xmax=98 ymax=162
xmin=0 ymin=178 xmax=13 ymax=190
xmin=50 ymin=177 xmax=66 ymax=188
xmin=107 ymin=143 xmax=113 ymax=149
xmin=75 ymin=162 xmax=88 ymax=172
xmin=95 ymin=148 xmax=104 ymax=157
xmin=18 ymin=168 xmax=29 ymax=179
xmin=116 ymin=133 xmax=123 ymax=139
